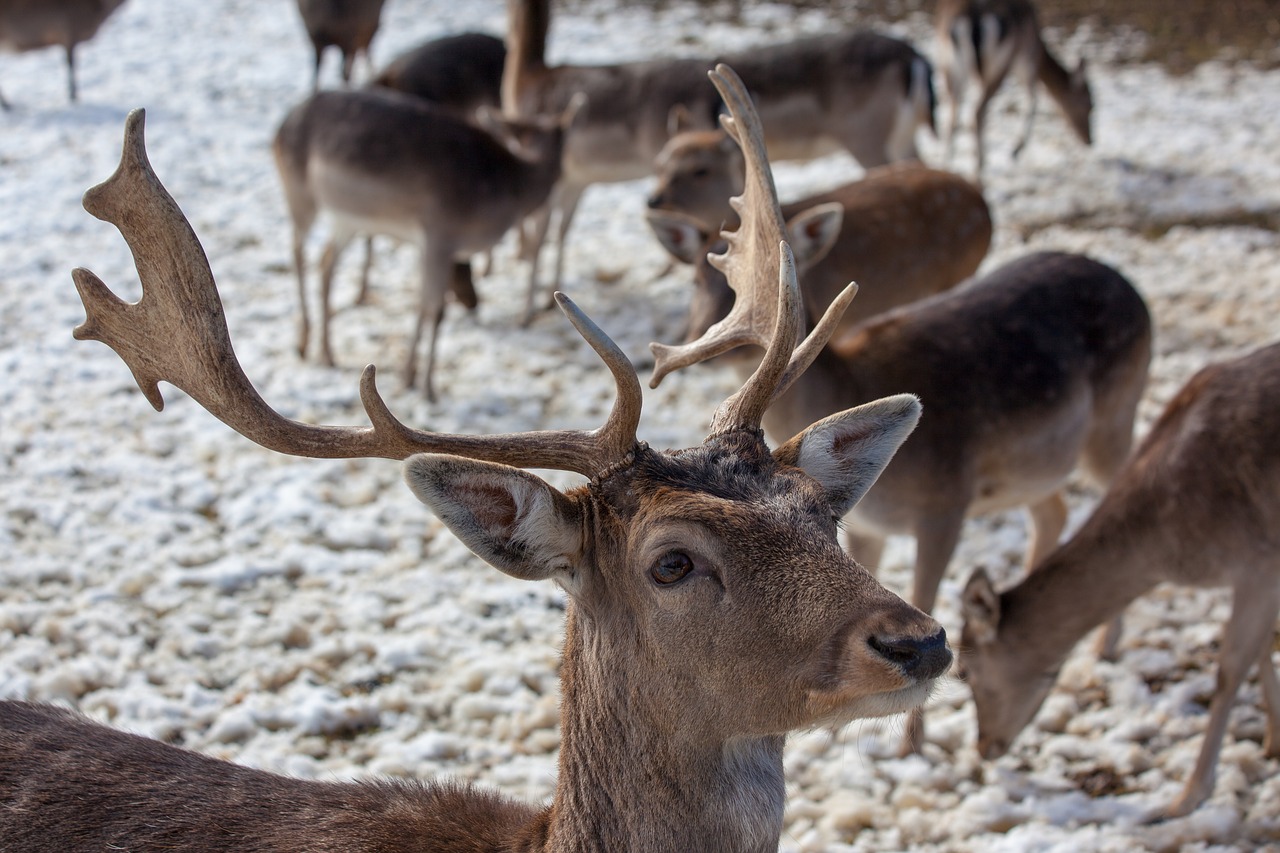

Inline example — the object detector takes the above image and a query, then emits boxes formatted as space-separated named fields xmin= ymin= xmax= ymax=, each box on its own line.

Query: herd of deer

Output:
xmin=1 ymin=0 xmax=1277 ymax=848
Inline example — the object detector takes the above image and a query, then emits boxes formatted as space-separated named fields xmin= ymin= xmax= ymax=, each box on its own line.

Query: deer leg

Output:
xmin=354 ymin=236 xmax=375 ymax=306
xmin=899 ymin=509 xmax=967 ymax=755
xmin=340 ymin=50 xmax=355 ymax=87
xmin=1167 ymin=584 xmax=1280 ymax=818
xmin=844 ymin=529 xmax=886 ymax=576
xmin=311 ymin=44 xmax=323 ymax=92
xmin=292 ymin=226 xmax=312 ymax=360
xmin=405 ymin=244 xmax=451 ymax=402
xmin=65 ymin=43 xmax=78 ymax=103
xmin=1258 ymin=642 xmax=1280 ymax=758
xmin=548 ymin=181 xmax=587 ymax=301
xmin=1024 ymin=491 xmax=1067 ymax=569
xmin=450 ymin=261 xmax=479 ymax=312
xmin=0 ymin=84 xmax=10 ymax=111
xmin=1011 ymin=59 xmax=1039 ymax=160
xmin=317 ymin=230 xmax=356 ymax=368
xmin=520 ymin=203 xmax=554 ymax=327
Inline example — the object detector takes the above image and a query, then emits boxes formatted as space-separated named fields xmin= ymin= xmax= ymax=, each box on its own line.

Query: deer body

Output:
xmin=372 ymin=32 xmax=506 ymax=118
xmin=4 ymin=70 xmax=950 ymax=851
xmin=272 ymin=87 xmax=575 ymax=401
xmin=961 ymin=341 xmax=1280 ymax=818
xmin=503 ymin=0 xmax=935 ymax=314
xmin=295 ymin=0 xmax=386 ymax=90
xmin=0 ymin=0 xmax=125 ymax=108
xmin=935 ymin=0 xmax=1092 ymax=178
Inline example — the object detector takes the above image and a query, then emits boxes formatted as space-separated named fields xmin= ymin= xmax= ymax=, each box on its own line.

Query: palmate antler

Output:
xmin=648 ymin=64 xmax=856 ymax=434
xmin=72 ymin=109 xmax=641 ymax=477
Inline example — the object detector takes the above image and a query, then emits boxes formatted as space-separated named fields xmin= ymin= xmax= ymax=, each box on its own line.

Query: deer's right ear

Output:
xmin=961 ymin=569 xmax=1001 ymax=644
xmin=645 ymin=209 xmax=709 ymax=266
xmin=774 ymin=394 xmax=921 ymax=516
xmin=785 ymin=202 xmax=844 ymax=269
xmin=404 ymin=454 xmax=584 ymax=584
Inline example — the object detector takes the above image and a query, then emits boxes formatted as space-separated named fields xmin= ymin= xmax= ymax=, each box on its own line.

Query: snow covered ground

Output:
xmin=2 ymin=0 xmax=1279 ymax=849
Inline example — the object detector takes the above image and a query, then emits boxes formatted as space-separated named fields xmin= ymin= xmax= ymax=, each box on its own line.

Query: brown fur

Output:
xmin=0 ymin=0 xmax=126 ymax=107
xmin=295 ymin=0 xmax=385 ymax=90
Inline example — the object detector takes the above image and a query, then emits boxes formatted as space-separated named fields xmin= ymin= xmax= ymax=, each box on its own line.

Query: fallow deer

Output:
xmin=645 ymin=126 xmax=992 ymax=340
xmin=935 ymin=0 xmax=1092 ymax=178
xmin=502 ymin=0 xmax=936 ymax=320
xmin=271 ymin=86 xmax=581 ymax=402
xmin=651 ymin=105 xmax=1151 ymax=754
xmin=0 ymin=69 xmax=951 ymax=851
xmin=295 ymin=0 xmax=386 ymax=91
xmin=960 ymin=341 xmax=1280 ymax=818
xmin=0 ymin=0 xmax=126 ymax=109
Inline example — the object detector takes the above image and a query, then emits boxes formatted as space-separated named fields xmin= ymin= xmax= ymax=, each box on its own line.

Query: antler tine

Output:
xmin=648 ymin=63 xmax=787 ymax=390
xmin=73 ymin=109 xmax=638 ymax=477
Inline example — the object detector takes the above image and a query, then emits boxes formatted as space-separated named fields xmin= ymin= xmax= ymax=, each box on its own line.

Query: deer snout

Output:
xmin=868 ymin=627 xmax=951 ymax=681
xmin=976 ymin=733 xmax=1010 ymax=761
xmin=646 ymin=190 xmax=667 ymax=209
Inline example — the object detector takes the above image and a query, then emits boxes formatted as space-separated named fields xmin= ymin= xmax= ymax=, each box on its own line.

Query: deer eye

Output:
xmin=691 ymin=166 xmax=710 ymax=180
xmin=650 ymin=551 xmax=695 ymax=585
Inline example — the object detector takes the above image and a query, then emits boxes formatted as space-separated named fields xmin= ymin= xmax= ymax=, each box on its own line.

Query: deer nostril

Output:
xmin=646 ymin=194 xmax=664 ymax=209
xmin=868 ymin=629 xmax=951 ymax=680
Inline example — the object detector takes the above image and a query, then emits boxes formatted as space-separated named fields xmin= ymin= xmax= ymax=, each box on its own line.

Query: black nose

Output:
xmin=869 ymin=628 xmax=951 ymax=680
xmin=646 ymin=194 xmax=663 ymax=209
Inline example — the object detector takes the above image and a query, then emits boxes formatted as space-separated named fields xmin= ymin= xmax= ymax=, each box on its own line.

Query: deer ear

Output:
xmin=774 ymin=394 xmax=920 ymax=515
xmin=645 ymin=209 xmax=709 ymax=266
xmin=961 ymin=569 xmax=1002 ymax=644
xmin=667 ymin=103 xmax=694 ymax=136
xmin=785 ymin=202 xmax=844 ymax=269
xmin=404 ymin=455 xmax=583 ymax=583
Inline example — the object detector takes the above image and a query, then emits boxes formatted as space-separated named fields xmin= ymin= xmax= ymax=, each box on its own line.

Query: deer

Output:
xmin=650 ymin=111 xmax=1151 ymax=755
xmin=935 ymin=0 xmax=1092 ymax=179
xmin=502 ymin=0 xmax=936 ymax=322
xmin=346 ymin=32 xmax=508 ymax=315
xmin=0 ymin=0 xmax=126 ymax=110
xmin=271 ymin=86 xmax=582 ymax=403
xmin=295 ymin=0 xmax=386 ymax=91
xmin=960 ymin=341 xmax=1280 ymax=819
xmin=644 ymin=125 xmax=993 ymax=341
xmin=0 ymin=67 xmax=952 ymax=852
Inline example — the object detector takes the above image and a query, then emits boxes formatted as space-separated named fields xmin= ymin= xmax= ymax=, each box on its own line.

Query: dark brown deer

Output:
xmin=645 ymin=126 xmax=993 ymax=341
xmin=0 ymin=68 xmax=949 ymax=851
xmin=960 ymin=341 xmax=1280 ymax=818
xmin=0 ymin=0 xmax=126 ymax=109
xmin=502 ymin=0 xmax=936 ymax=320
xmin=295 ymin=0 xmax=386 ymax=91
xmin=651 ymin=98 xmax=1150 ymax=755
xmin=272 ymin=87 xmax=581 ymax=402
xmin=935 ymin=0 xmax=1093 ymax=178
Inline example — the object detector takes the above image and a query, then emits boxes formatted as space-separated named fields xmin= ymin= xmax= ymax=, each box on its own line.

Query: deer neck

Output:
xmin=543 ymin=605 xmax=785 ymax=853
xmin=998 ymin=497 xmax=1165 ymax=673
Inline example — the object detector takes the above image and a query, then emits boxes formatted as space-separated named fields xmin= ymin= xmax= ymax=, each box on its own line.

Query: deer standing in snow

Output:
xmin=0 ymin=0 xmax=126 ymax=109
xmin=935 ymin=0 xmax=1092 ymax=178
xmin=272 ymin=86 xmax=581 ymax=402
xmin=960 ymin=341 xmax=1280 ymax=819
xmin=295 ymin=0 xmax=385 ymax=91
xmin=0 ymin=67 xmax=950 ymax=852
xmin=502 ymin=0 xmax=936 ymax=321
xmin=651 ymin=123 xmax=1151 ymax=754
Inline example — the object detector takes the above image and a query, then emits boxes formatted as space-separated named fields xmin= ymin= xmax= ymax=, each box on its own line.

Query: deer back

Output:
xmin=296 ymin=0 xmax=384 ymax=57
xmin=371 ymin=32 xmax=506 ymax=119
xmin=0 ymin=0 xmax=125 ymax=51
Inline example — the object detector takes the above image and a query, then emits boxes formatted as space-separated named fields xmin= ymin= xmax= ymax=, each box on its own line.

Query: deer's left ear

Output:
xmin=404 ymin=454 xmax=584 ymax=583
xmin=774 ymin=394 xmax=920 ymax=515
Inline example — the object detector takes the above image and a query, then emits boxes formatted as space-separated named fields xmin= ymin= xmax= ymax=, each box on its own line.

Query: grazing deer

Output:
xmin=0 ymin=71 xmax=951 ymax=851
xmin=650 ymin=103 xmax=1150 ymax=754
xmin=645 ymin=128 xmax=992 ymax=339
xmin=0 ymin=0 xmax=126 ymax=109
xmin=960 ymin=342 xmax=1280 ymax=818
xmin=935 ymin=0 xmax=1092 ymax=178
xmin=295 ymin=0 xmax=386 ymax=91
xmin=503 ymin=0 xmax=936 ymax=320
xmin=272 ymin=87 xmax=581 ymax=402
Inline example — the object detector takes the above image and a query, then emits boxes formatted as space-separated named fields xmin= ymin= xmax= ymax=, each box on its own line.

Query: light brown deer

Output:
xmin=935 ymin=0 xmax=1092 ymax=178
xmin=272 ymin=87 xmax=582 ymax=402
xmin=960 ymin=341 xmax=1280 ymax=819
xmin=295 ymin=0 xmax=386 ymax=91
xmin=651 ymin=123 xmax=1151 ymax=754
xmin=645 ymin=126 xmax=992 ymax=340
xmin=0 ymin=0 xmax=126 ymax=109
xmin=0 ymin=69 xmax=950 ymax=851
xmin=502 ymin=0 xmax=936 ymax=321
